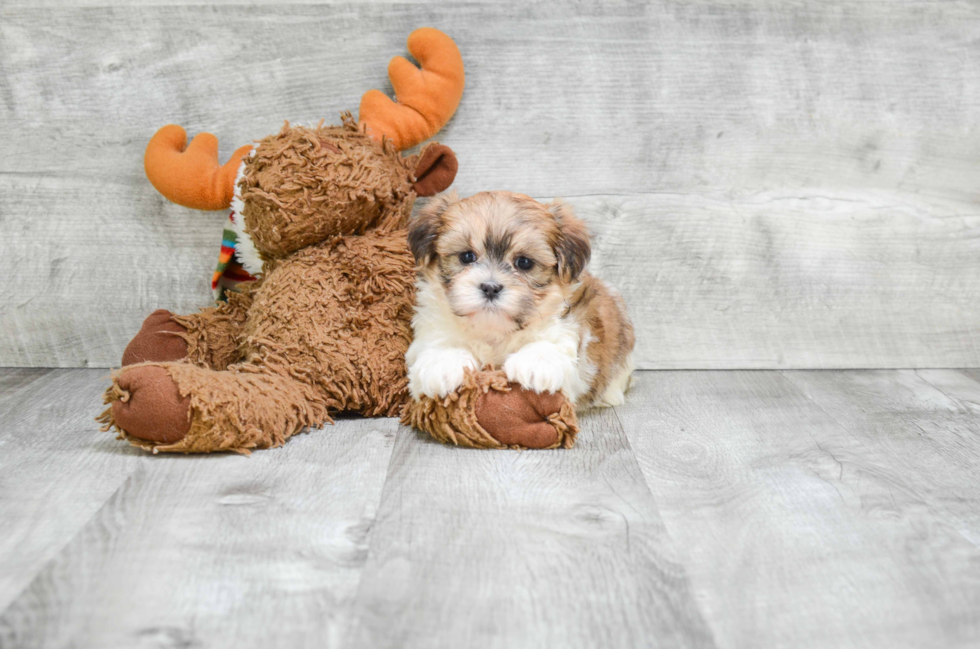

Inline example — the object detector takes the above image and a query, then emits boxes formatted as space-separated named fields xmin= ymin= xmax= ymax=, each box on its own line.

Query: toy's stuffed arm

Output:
xmin=402 ymin=369 xmax=579 ymax=450
xmin=359 ymin=27 xmax=465 ymax=151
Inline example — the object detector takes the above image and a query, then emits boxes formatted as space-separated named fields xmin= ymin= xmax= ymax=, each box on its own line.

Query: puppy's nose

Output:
xmin=480 ymin=282 xmax=503 ymax=300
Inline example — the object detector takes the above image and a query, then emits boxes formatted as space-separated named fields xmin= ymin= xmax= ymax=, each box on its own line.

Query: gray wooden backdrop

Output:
xmin=1 ymin=1 xmax=978 ymax=368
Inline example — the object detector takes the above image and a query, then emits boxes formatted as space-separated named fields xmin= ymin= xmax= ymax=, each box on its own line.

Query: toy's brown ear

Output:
xmin=409 ymin=190 xmax=458 ymax=266
xmin=549 ymin=199 xmax=591 ymax=283
xmin=413 ymin=143 xmax=458 ymax=197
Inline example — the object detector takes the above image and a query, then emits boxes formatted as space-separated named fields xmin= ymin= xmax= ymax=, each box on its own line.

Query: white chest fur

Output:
xmin=407 ymin=280 xmax=595 ymax=402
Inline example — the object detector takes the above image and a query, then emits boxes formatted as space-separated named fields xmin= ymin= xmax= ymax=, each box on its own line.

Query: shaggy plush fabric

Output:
xmin=102 ymin=122 xmax=437 ymax=452
xmin=237 ymin=229 xmax=417 ymax=418
xmin=172 ymin=289 xmax=253 ymax=371
xmin=239 ymin=117 xmax=417 ymax=261
xmin=100 ymin=361 xmax=329 ymax=454
xmin=401 ymin=369 xmax=580 ymax=450
xmin=100 ymin=228 xmax=417 ymax=451
xmin=120 ymin=291 xmax=252 ymax=371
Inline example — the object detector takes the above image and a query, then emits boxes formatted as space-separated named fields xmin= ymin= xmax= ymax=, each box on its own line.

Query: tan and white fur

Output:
xmin=406 ymin=191 xmax=635 ymax=409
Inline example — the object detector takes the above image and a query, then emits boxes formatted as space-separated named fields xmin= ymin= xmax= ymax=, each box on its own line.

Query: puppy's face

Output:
xmin=409 ymin=191 xmax=591 ymax=332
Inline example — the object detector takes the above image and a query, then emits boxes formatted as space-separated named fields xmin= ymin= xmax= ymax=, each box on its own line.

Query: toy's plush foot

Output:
xmin=474 ymin=388 xmax=570 ymax=449
xmin=122 ymin=310 xmax=189 ymax=366
xmin=402 ymin=369 xmax=579 ymax=450
xmin=105 ymin=365 xmax=191 ymax=445
xmin=99 ymin=362 xmax=332 ymax=454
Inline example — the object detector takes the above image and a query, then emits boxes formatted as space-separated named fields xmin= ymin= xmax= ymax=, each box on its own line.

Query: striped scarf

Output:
xmin=212 ymin=212 xmax=258 ymax=301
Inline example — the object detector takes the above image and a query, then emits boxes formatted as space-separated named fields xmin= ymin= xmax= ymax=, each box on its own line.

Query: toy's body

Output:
xmin=113 ymin=228 xmax=416 ymax=453
xmin=103 ymin=116 xmax=444 ymax=452
xmin=100 ymin=29 xmax=579 ymax=453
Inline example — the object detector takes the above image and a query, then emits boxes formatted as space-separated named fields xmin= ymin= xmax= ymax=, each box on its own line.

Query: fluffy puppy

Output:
xmin=406 ymin=190 xmax=635 ymax=409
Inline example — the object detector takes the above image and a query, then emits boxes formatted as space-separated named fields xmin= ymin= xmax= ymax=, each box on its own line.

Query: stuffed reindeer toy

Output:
xmin=99 ymin=28 xmax=579 ymax=453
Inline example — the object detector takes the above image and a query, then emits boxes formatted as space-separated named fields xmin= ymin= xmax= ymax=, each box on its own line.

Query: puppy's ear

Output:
xmin=409 ymin=190 xmax=458 ymax=266
xmin=549 ymin=199 xmax=591 ymax=282
xmin=412 ymin=144 xmax=458 ymax=197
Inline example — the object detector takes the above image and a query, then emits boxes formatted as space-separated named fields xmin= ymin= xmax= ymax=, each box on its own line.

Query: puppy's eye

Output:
xmin=515 ymin=256 xmax=534 ymax=271
xmin=459 ymin=251 xmax=476 ymax=265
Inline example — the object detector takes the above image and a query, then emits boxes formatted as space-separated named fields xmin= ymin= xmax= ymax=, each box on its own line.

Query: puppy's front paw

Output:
xmin=409 ymin=348 xmax=479 ymax=399
xmin=504 ymin=343 xmax=571 ymax=394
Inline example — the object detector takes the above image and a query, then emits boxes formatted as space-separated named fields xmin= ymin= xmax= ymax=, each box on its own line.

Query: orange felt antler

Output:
xmin=144 ymin=125 xmax=253 ymax=211
xmin=359 ymin=27 xmax=465 ymax=151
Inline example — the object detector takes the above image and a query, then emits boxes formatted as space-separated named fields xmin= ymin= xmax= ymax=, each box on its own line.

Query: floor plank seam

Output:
xmin=779 ymin=370 xmax=900 ymax=469
xmin=608 ymin=402 xmax=722 ymax=649
xmin=779 ymin=370 xmax=980 ymax=552
xmin=332 ymin=419 xmax=405 ymax=649
xmin=916 ymin=369 xmax=980 ymax=409
xmin=0 ymin=462 xmax=146 ymax=622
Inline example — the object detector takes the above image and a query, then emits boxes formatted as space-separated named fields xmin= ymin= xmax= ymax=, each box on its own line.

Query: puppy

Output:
xmin=406 ymin=190 xmax=635 ymax=409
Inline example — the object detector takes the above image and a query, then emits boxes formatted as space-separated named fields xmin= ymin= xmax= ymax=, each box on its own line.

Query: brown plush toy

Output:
xmin=99 ymin=28 xmax=578 ymax=454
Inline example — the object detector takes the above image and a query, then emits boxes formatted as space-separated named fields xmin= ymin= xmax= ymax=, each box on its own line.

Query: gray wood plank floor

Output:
xmin=2 ymin=368 xmax=979 ymax=648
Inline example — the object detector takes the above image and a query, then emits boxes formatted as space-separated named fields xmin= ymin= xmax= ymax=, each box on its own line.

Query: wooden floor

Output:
xmin=0 ymin=369 xmax=977 ymax=648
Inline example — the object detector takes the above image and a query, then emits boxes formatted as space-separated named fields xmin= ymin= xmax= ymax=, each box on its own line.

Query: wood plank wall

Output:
xmin=1 ymin=2 xmax=977 ymax=367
